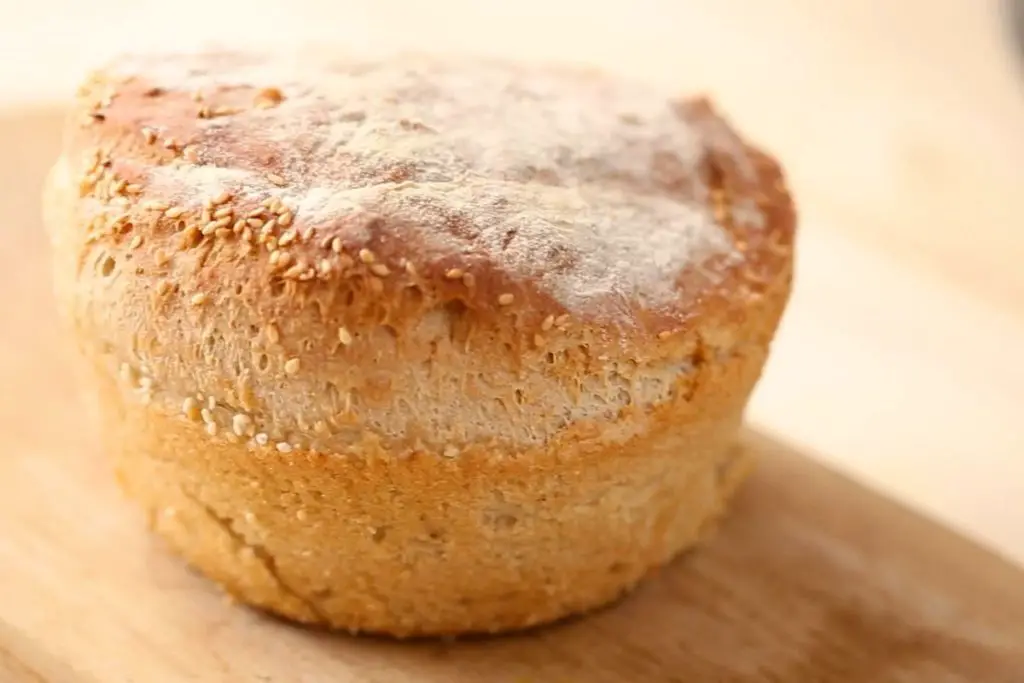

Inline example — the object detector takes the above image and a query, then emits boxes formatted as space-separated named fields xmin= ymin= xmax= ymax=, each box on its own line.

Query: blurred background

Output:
xmin=0 ymin=0 xmax=1021 ymax=560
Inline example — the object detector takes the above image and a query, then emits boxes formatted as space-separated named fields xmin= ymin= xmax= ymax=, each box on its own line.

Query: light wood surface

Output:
xmin=2 ymin=0 xmax=1023 ymax=679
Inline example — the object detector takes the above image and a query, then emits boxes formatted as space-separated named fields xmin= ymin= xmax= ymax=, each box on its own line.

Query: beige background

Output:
xmin=1 ymin=0 xmax=1022 ymax=563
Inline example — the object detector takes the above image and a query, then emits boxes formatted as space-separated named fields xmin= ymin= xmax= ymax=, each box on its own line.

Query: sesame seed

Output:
xmin=283 ymin=263 xmax=305 ymax=279
xmin=129 ymin=235 xmax=144 ymax=250
xmin=212 ymin=191 xmax=232 ymax=206
xmin=445 ymin=268 xmax=464 ymax=280
xmin=276 ymin=442 xmax=293 ymax=453
xmin=205 ymin=423 xmax=218 ymax=436
xmin=254 ymin=433 xmax=269 ymax=446
xmin=164 ymin=206 xmax=185 ymax=219
xmin=462 ymin=272 xmax=475 ymax=287
xmin=541 ymin=315 xmax=555 ymax=331
xmin=534 ymin=334 xmax=546 ymax=347
xmin=555 ymin=314 xmax=570 ymax=327
xmin=658 ymin=330 xmax=672 ymax=340
xmin=200 ymin=408 xmax=214 ymax=424
xmin=330 ymin=237 xmax=342 ymax=253
xmin=284 ymin=358 xmax=301 ymax=374
xmin=247 ymin=217 xmax=264 ymax=229
xmin=254 ymin=87 xmax=285 ymax=108
xmin=213 ymin=206 xmax=233 ymax=220
xmin=338 ymin=327 xmax=353 ymax=345
xmin=443 ymin=445 xmax=460 ymax=458
xmin=156 ymin=280 xmax=172 ymax=295
xmin=191 ymin=293 xmax=208 ymax=306
xmin=202 ymin=219 xmax=230 ymax=236
xmin=278 ymin=230 xmax=296 ymax=246
xmin=358 ymin=248 xmax=375 ymax=264
xmin=155 ymin=251 xmax=170 ymax=266
xmin=277 ymin=211 xmax=293 ymax=227
xmin=276 ymin=251 xmax=293 ymax=269
xmin=207 ymin=396 xmax=216 ymax=410
xmin=232 ymin=219 xmax=246 ymax=234
xmin=370 ymin=263 xmax=390 ymax=277
xmin=314 ymin=420 xmax=328 ymax=434
xmin=405 ymin=261 xmax=417 ymax=276
xmin=498 ymin=293 xmax=514 ymax=306
xmin=295 ymin=509 xmax=308 ymax=521
xmin=232 ymin=413 xmax=253 ymax=437
xmin=267 ymin=173 xmax=286 ymax=186
xmin=125 ymin=184 xmax=144 ymax=194
xmin=182 ymin=397 xmax=200 ymax=421
xmin=180 ymin=226 xmax=201 ymax=249
xmin=318 ymin=259 xmax=333 ymax=277
xmin=142 ymin=200 xmax=169 ymax=211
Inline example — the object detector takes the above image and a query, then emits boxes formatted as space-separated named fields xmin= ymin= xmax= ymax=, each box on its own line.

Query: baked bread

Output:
xmin=43 ymin=51 xmax=796 ymax=636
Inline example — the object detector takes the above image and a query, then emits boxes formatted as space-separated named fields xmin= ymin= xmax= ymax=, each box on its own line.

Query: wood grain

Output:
xmin=2 ymin=106 xmax=1023 ymax=682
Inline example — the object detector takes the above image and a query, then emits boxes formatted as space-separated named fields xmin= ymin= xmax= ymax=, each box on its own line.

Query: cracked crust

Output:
xmin=46 ymin=50 xmax=796 ymax=635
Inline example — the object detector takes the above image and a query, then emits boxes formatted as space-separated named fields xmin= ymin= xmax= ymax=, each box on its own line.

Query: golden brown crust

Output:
xmin=46 ymin=50 xmax=796 ymax=635
xmin=91 ymin=312 xmax=771 ymax=636
xmin=63 ymin=51 xmax=794 ymax=331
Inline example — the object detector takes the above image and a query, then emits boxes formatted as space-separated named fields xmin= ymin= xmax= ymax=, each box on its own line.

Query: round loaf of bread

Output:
xmin=44 ymin=51 xmax=796 ymax=636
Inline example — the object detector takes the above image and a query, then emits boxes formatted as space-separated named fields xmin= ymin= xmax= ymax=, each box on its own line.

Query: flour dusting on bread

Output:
xmin=116 ymin=51 xmax=764 ymax=320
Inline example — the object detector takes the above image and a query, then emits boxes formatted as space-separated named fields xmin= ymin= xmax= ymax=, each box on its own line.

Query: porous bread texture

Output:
xmin=45 ymin=51 xmax=796 ymax=635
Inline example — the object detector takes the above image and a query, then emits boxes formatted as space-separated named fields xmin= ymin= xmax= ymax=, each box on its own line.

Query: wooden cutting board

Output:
xmin=1 ymin=106 xmax=1023 ymax=682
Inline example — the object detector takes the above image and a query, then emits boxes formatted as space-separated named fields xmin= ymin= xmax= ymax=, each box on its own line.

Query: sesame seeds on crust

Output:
xmin=52 ymin=51 xmax=796 ymax=455
xmin=67 ymin=51 xmax=794 ymax=334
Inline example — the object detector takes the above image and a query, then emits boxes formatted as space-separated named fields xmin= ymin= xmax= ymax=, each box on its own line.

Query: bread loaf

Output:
xmin=43 ymin=51 xmax=796 ymax=636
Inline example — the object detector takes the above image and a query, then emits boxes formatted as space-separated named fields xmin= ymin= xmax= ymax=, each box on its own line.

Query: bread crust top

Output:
xmin=63 ymin=51 xmax=793 ymax=333
xmin=50 ymin=51 xmax=795 ymax=454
